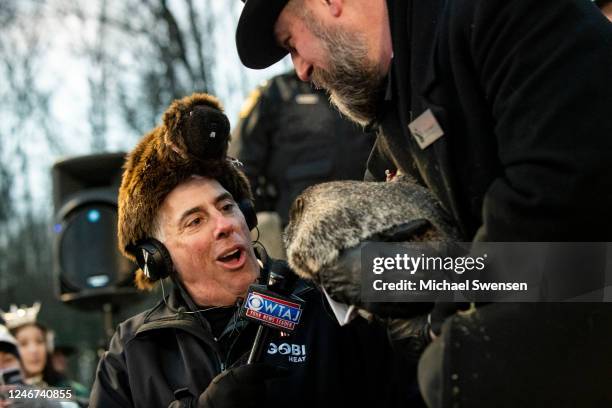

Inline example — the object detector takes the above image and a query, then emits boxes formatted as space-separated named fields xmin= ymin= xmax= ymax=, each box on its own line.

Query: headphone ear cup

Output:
xmin=238 ymin=199 xmax=258 ymax=231
xmin=131 ymin=238 xmax=173 ymax=281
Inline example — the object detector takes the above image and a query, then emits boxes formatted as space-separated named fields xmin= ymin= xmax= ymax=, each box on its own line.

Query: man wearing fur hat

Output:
xmin=89 ymin=93 xmax=412 ymax=408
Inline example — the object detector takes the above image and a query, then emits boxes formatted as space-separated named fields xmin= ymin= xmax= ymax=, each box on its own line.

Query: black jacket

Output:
xmin=365 ymin=1 xmax=612 ymax=406
xmin=90 ymin=272 xmax=413 ymax=407
xmin=368 ymin=0 xmax=612 ymax=241
xmin=231 ymin=71 xmax=375 ymax=226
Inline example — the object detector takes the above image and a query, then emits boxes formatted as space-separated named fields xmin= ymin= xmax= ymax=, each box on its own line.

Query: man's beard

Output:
xmin=303 ymin=11 xmax=386 ymax=126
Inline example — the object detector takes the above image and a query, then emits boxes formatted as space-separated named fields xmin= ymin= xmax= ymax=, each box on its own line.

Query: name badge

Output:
xmin=408 ymin=109 xmax=444 ymax=149
xmin=295 ymin=94 xmax=319 ymax=104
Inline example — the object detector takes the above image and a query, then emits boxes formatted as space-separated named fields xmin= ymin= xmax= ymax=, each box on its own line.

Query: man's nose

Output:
xmin=213 ymin=214 xmax=235 ymax=240
xmin=292 ymin=53 xmax=313 ymax=82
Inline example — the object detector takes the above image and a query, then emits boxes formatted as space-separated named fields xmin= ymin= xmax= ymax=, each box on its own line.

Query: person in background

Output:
xmin=0 ymin=324 xmax=23 ymax=388
xmin=0 ymin=304 xmax=88 ymax=403
xmin=0 ymin=324 xmax=65 ymax=408
xmin=231 ymin=70 xmax=375 ymax=228
xmin=1 ymin=324 xmax=26 ymax=408
xmin=49 ymin=346 xmax=76 ymax=378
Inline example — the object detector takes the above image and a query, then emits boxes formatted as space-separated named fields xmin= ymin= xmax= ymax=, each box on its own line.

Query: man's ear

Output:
xmin=326 ymin=0 xmax=343 ymax=17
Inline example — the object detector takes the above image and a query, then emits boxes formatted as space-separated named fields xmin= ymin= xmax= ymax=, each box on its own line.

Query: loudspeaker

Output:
xmin=52 ymin=153 xmax=140 ymax=309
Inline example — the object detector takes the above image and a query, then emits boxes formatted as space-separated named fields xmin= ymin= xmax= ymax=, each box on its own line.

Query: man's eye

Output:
xmin=187 ymin=217 xmax=202 ymax=227
xmin=221 ymin=203 xmax=235 ymax=212
xmin=283 ymin=37 xmax=295 ymax=53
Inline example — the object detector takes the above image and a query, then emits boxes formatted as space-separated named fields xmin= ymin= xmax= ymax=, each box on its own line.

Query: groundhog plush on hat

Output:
xmin=118 ymin=93 xmax=253 ymax=290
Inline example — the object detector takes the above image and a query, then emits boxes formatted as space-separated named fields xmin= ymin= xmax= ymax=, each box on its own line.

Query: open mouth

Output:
xmin=216 ymin=247 xmax=246 ymax=269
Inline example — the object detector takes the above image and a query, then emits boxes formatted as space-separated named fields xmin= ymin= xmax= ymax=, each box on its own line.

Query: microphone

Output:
xmin=241 ymin=260 xmax=304 ymax=364
xmin=267 ymin=260 xmax=299 ymax=297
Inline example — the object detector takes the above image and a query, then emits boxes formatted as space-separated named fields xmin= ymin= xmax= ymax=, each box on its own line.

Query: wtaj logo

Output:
xmin=244 ymin=292 xmax=302 ymax=331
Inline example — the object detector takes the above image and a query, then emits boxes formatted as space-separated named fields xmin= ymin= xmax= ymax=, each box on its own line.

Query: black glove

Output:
xmin=427 ymin=302 xmax=471 ymax=338
xmin=197 ymin=363 xmax=288 ymax=408
xmin=384 ymin=302 xmax=471 ymax=366
xmin=318 ymin=221 xmax=438 ymax=319
xmin=386 ymin=315 xmax=431 ymax=362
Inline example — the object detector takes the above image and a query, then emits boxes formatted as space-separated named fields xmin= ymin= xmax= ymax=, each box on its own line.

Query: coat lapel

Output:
xmin=393 ymin=0 xmax=468 ymax=236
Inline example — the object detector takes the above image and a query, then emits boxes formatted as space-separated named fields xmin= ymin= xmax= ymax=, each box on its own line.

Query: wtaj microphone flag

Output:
xmin=242 ymin=286 xmax=304 ymax=331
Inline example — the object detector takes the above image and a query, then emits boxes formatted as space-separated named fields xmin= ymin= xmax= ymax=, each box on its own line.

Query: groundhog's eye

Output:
xmin=291 ymin=198 xmax=304 ymax=221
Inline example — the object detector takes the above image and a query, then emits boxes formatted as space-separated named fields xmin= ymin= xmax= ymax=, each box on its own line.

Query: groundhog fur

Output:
xmin=284 ymin=178 xmax=460 ymax=279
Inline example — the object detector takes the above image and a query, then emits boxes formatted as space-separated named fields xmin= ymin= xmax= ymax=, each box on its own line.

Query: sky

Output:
xmin=9 ymin=0 xmax=292 ymax=215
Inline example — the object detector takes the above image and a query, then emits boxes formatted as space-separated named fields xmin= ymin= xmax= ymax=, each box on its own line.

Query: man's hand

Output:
xmin=427 ymin=302 xmax=472 ymax=340
xmin=317 ymin=220 xmax=440 ymax=320
xmin=197 ymin=363 xmax=288 ymax=408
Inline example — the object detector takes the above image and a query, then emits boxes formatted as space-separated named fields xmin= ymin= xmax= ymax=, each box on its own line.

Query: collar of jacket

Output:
xmin=134 ymin=285 xmax=213 ymax=337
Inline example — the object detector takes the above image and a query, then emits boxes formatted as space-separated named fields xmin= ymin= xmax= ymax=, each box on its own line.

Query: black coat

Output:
xmin=368 ymin=0 xmax=612 ymax=407
xmin=89 ymin=277 xmax=414 ymax=408
xmin=365 ymin=0 xmax=612 ymax=405
xmin=368 ymin=0 xmax=612 ymax=241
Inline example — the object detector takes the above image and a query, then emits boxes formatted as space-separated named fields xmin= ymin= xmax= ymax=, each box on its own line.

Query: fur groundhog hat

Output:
xmin=118 ymin=93 xmax=253 ymax=290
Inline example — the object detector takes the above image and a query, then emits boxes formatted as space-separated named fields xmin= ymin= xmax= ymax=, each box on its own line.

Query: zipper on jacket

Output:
xmin=137 ymin=317 xmax=225 ymax=375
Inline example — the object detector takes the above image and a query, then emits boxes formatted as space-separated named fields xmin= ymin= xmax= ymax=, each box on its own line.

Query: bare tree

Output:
xmin=0 ymin=0 xmax=61 ymax=242
xmin=58 ymin=0 xmax=219 ymax=138
xmin=87 ymin=0 xmax=110 ymax=152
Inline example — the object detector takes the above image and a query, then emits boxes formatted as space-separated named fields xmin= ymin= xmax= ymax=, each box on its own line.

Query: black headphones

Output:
xmin=128 ymin=198 xmax=258 ymax=282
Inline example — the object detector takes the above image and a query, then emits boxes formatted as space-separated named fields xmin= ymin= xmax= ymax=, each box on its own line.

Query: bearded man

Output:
xmin=235 ymin=1 xmax=612 ymax=406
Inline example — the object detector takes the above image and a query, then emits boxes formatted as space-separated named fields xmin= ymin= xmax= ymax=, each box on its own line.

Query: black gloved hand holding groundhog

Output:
xmin=283 ymin=176 xmax=466 ymax=359
xmin=284 ymin=176 xmax=460 ymax=317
